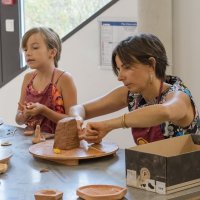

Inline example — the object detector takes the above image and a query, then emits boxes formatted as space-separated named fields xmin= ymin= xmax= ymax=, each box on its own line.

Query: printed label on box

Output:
xmin=156 ymin=181 xmax=166 ymax=194
xmin=126 ymin=169 xmax=137 ymax=186
xmin=146 ymin=179 xmax=156 ymax=192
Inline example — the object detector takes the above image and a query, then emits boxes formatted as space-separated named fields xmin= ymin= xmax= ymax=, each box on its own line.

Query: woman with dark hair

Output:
xmin=69 ymin=33 xmax=199 ymax=145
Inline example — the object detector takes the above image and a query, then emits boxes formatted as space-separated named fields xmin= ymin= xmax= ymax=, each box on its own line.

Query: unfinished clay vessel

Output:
xmin=34 ymin=189 xmax=63 ymax=200
xmin=53 ymin=117 xmax=79 ymax=150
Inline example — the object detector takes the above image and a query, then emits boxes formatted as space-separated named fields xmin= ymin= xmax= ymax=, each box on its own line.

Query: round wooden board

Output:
xmin=29 ymin=140 xmax=119 ymax=165
xmin=0 ymin=148 xmax=13 ymax=164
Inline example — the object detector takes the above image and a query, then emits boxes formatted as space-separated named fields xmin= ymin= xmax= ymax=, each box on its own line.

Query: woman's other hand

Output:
xmin=82 ymin=121 xmax=111 ymax=143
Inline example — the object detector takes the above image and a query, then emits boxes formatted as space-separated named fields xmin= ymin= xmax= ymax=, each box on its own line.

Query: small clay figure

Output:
xmin=32 ymin=125 xmax=45 ymax=144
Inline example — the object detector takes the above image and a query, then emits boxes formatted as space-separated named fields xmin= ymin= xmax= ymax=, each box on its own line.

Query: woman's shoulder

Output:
xmin=164 ymin=75 xmax=192 ymax=97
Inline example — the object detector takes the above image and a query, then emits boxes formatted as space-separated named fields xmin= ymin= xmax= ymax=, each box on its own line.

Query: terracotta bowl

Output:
xmin=34 ymin=189 xmax=63 ymax=200
xmin=76 ymin=184 xmax=127 ymax=200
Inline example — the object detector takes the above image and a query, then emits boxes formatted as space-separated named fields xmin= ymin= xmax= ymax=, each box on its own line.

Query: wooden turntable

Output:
xmin=29 ymin=140 xmax=118 ymax=166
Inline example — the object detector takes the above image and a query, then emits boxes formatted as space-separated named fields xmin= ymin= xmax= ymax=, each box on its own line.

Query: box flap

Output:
xmin=128 ymin=135 xmax=200 ymax=157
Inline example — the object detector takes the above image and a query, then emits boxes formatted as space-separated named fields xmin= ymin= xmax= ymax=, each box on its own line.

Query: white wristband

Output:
xmin=69 ymin=105 xmax=86 ymax=120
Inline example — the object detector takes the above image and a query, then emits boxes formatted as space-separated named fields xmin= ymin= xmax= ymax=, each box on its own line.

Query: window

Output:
xmin=24 ymin=0 xmax=113 ymax=38
xmin=0 ymin=0 xmax=118 ymax=87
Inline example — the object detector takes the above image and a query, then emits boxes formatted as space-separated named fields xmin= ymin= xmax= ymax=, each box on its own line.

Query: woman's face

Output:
xmin=115 ymin=55 xmax=153 ymax=93
xmin=23 ymin=33 xmax=54 ymax=69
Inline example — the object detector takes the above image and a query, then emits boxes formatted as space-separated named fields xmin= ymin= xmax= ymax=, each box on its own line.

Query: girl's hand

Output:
xmin=25 ymin=102 xmax=45 ymax=116
xmin=18 ymin=102 xmax=31 ymax=120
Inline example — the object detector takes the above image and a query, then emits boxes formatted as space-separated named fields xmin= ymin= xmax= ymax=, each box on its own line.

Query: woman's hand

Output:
xmin=82 ymin=121 xmax=112 ymax=143
xmin=74 ymin=116 xmax=85 ymax=140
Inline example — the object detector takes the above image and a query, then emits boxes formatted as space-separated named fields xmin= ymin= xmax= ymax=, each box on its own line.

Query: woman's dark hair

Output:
xmin=112 ymin=33 xmax=169 ymax=80
xmin=21 ymin=27 xmax=61 ymax=67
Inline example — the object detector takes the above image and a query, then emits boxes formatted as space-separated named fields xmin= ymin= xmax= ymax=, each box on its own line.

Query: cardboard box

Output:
xmin=125 ymin=134 xmax=200 ymax=194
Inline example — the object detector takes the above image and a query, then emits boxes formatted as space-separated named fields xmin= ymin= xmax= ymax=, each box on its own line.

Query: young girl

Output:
xmin=16 ymin=27 xmax=77 ymax=135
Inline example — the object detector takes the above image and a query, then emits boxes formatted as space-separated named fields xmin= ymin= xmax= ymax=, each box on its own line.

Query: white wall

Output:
xmin=173 ymin=0 xmax=200 ymax=109
xmin=0 ymin=0 xmax=137 ymax=149
xmin=59 ymin=0 xmax=138 ymax=148
xmin=0 ymin=69 xmax=27 ymax=126
xmin=0 ymin=0 xmax=200 ymax=148
xmin=137 ymin=0 xmax=172 ymax=74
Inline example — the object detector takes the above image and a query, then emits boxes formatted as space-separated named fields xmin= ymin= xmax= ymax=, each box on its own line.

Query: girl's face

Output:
xmin=23 ymin=33 xmax=55 ymax=69
xmin=115 ymin=55 xmax=153 ymax=94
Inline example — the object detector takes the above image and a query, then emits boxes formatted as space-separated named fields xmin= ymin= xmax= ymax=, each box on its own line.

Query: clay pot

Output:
xmin=34 ymin=189 xmax=63 ymax=200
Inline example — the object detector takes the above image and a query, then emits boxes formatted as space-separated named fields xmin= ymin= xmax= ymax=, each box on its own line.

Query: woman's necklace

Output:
xmin=135 ymin=81 xmax=164 ymax=107
xmin=147 ymin=81 xmax=163 ymax=105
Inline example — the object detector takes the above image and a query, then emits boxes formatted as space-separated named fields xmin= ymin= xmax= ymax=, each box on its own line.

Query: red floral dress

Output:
xmin=25 ymin=70 xmax=65 ymax=133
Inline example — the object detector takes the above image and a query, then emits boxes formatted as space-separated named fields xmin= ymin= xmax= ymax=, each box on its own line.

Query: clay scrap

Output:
xmin=1 ymin=141 xmax=12 ymax=146
xmin=0 ymin=163 xmax=8 ymax=174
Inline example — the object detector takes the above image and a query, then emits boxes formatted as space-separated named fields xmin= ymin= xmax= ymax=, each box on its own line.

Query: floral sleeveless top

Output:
xmin=25 ymin=69 xmax=65 ymax=133
xmin=128 ymin=75 xmax=200 ymax=140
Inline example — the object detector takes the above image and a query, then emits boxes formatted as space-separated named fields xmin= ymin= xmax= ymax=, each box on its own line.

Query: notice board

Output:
xmin=100 ymin=20 xmax=137 ymax=68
